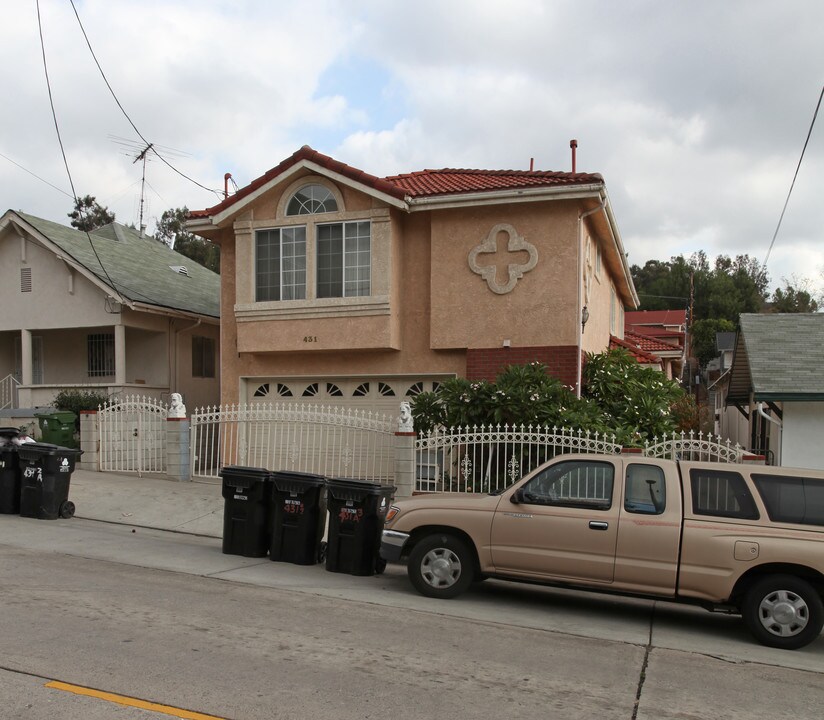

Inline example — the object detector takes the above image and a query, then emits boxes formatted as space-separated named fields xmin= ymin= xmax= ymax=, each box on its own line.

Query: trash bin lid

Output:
xmin=326 ymin=477 xmax=396 ymax=500
xmin=219 ymin=465 xmax=271 ymax=489
xmin=272 ymin=470 xmax=325 ymax=488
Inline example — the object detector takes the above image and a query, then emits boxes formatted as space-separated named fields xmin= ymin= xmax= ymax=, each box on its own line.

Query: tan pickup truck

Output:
xmin=380 ymin=453 xmax=824 ymax=650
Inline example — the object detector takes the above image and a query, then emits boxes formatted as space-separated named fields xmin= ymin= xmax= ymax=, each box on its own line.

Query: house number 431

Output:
xmin=303 ymin=336 xmax=318 ymax=343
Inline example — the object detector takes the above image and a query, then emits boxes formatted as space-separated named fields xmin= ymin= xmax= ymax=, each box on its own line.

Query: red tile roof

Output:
xmin=624 ymin=330 xmax=682 ymax=353
xmin=189 ymin=146 xmax=407 ymax=219
xmin=624 ymin=310 xmax=687 ymax=327
xmin=610 ymin=335 xmax=661 ymax=365
xmin=189 ymin=146 xmax=605 ymax=219
xmin=385 ymin=168 xmax=603 ymax=198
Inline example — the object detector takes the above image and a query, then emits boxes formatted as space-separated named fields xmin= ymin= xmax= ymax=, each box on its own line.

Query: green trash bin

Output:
xmin=35 ymin=411 xmax=78 ymax=448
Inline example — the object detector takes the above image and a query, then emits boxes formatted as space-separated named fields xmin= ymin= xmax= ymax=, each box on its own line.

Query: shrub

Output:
xmin=53 ymin=389 xmax=111 ymax=427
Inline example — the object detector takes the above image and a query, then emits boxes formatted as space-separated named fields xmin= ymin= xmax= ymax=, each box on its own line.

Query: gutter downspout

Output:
xmin=757 ymin=402 xmax=782 ymax=428
xmin=576 ymin=199 xmax=606 ymax=398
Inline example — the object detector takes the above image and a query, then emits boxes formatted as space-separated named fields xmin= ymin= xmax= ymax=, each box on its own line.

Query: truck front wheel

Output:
xmin=408 ymin=534 xmax=474 ymax=599
xmin=742 ymin=574 xmax=824 ymax=650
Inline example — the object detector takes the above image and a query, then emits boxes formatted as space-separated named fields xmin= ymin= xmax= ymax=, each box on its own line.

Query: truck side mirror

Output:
xmin=510 ymin=488 xmax=523 ymax=504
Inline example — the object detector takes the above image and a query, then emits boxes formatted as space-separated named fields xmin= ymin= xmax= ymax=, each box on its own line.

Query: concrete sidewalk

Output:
xmin=69 ymin=469 xmax=224 ymax=537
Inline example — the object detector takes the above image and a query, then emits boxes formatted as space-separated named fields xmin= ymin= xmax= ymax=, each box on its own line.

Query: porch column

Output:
xmin=20 ymin=329 xmax=33 ymax=385
xmin=114 ymin=323 xmax=126 ymax=386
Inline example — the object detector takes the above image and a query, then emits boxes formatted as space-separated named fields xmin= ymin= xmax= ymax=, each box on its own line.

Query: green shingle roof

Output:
xmin=729 ymin=313 xmax=824 ymax=402
xmin=18 ymin=212 xmax=219 ymax=318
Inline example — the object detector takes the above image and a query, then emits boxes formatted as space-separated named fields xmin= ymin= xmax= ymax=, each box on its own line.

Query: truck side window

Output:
xmin=521 ymin=460 xmax=614 ymax=510
xmin=624 ymin=464 xmax=666 ymax=515
xmin=689 ymin=469 xmax=759 ymax=520
xmin=752 ymin=474 xmax=824 ymax=527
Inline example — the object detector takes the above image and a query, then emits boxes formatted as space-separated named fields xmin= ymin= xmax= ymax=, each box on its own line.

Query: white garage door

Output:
xmin=245 ymin=376 xmax=450 ymax=417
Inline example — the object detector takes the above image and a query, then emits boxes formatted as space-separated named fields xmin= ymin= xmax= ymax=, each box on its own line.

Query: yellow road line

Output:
xmin=45 ymin=680 xmax=228 ymax=720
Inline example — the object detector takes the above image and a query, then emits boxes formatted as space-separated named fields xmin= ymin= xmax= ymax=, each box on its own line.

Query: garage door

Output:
xmin=245 ymin=376 xmax=451 ymax=416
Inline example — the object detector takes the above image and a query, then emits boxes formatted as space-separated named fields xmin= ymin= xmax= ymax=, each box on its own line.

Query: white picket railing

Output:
xmin=190 ymin=402 xmax=396 ymax=483
xmin=98 ymin=395 xmax=167 ymax=475
xmin=415 ymin=425 xmax=621 ymax=494
xmin=1 ymin=374 xmax=20 ymax=410
xmin=642 ymin=431 xmax=745 ymax=463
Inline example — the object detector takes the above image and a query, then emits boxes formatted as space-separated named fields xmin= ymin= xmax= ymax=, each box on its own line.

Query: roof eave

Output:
xmin=203 ymin=159 xmax=408 ymax=227
xmin=406 ymin=183 xmax=605 ymax=210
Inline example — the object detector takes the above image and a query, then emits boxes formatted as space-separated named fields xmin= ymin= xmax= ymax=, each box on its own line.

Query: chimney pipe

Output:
xmin=529 ymin=157 xmax=534 ymax=171
xmin=224 ymin=172 xmax=233 ymax=199
xmin=570 ymin=139 xmax=578 ymax=173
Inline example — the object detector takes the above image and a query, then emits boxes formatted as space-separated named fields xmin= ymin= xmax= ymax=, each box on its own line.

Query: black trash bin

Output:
xmin=325 ymin=478 xmax=396 ymax=576
xmin=220 ymin=465 xmax=272 ymax=557
xmin=17 ymin=443 xmax=81 ymax=520
xmin=270 ymin=471 xmax=327 ymax=565
xmin=0 ymin=428 xmax=21 ymax=514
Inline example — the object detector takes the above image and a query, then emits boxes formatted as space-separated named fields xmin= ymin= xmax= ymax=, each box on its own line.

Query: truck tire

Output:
xmin=742 ymin=574 xmax=824 ymax=650
xmin=407 ymin=533 xmax=474 ymax=599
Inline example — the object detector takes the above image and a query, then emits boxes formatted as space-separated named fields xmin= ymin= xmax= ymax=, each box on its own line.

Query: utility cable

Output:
xmin=36 ymin=0 xmax=126 ymax=304
xmin=762 ymin=86 xmax=823 ymax=272
xmin=68 ymin=0 xmax=223 ymax=199
xmin=0 ymin=150 xmax=73 ymax=198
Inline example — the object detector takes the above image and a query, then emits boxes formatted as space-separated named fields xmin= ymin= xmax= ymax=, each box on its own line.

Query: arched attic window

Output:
xmin=286 ymin=184 xmax=338 ymax=215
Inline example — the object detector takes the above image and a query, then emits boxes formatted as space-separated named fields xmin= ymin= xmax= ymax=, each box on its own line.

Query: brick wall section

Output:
xmin=466 ymin=345 xmax=583 ymax=386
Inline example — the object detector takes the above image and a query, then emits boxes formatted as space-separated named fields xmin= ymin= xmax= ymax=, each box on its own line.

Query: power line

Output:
xmin=0 ymin=150 xmax=73 ymax=198
xmin=68 ymin=0 xmax=223 ymax=199
xmin=762 ymin=86 xmax=824 ymax=272
xmin=36 ymin=0 xmax=125 ymax=304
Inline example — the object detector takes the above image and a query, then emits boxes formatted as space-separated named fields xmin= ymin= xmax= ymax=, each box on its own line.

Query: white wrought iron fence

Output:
xmin=642 ymin=431 xmax=745 ymax=463
xmin=415 ymin=425 xmax=621 ymax=493
xmin=0 ymin=374 xmax=20 ymax=410
xmin=98 ymin=395 xmax=167 ymax=475
xmin=190 ymin=402 xmax=396 ymax=484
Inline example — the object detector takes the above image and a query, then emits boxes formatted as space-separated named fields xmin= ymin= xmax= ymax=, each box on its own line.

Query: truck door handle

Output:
xmin=589 ymin=521 xmax=609 ymax=531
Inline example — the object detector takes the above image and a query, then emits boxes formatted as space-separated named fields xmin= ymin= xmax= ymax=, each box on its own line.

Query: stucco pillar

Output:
xmin=20 ymin=329 xmax=33 ymax=386
xmin=166 ymin=417 xmax=191 ymax=481
xmin=114 ymin=323 xmax=126 ymax=386
xmin=393 ymin=431 xmax=416 ymax=499
xmin=78 ymin=410 xmax=99 ymax=471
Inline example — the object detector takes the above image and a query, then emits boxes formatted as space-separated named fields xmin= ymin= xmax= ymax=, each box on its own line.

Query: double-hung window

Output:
xmin=317 ymin=221 xmax=371 ymax=298
xmin=256 ymin=227 xmax=306 ymax=301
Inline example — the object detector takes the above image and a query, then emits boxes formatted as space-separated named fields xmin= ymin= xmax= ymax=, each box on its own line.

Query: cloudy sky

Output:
xmin=2 ymin=0 xmax=823 ymax=295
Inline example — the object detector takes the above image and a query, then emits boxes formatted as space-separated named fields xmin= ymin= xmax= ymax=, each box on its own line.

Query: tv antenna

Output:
xmin=109 ymin=135 xmax=192 ymax=235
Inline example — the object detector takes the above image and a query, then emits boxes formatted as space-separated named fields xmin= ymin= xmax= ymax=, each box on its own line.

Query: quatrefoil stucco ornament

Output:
xmin=468 ymin=223 xmax=538 ymax=294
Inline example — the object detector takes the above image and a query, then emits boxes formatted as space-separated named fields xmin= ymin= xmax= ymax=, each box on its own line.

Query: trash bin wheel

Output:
xmin=375 ymin=556 xmax=387 ymax=575
xmin=317 ymin=541 xmax=327 ymax=564
xmin=59 ymin=500 xmax=75 ymax=519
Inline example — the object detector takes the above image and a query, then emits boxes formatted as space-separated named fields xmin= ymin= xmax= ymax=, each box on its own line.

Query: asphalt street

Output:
xmin=0 ymin=470 xmax=821 ymax=719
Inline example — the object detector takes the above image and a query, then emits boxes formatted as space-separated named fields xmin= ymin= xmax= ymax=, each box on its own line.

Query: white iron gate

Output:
xmin=190 ymin=402 xmax=395 ymax=483
xmin=416 ymin=425 xmax=621 ymax=493
xmin=642 ymin=431 xmax=745 ymax=463
xmin=99 ymin=395 xmax=167 ymax=475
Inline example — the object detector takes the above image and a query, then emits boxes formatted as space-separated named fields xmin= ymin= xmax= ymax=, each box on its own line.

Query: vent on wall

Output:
xmin=169 ymin=265 xmax=190 ymax=277
xmin=21 ymin=267 xmax=32 ymax=292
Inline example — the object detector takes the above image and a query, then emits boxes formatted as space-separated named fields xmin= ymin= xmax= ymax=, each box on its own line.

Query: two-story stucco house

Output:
xmin=187 ymin=146 xmax=638 ymax=416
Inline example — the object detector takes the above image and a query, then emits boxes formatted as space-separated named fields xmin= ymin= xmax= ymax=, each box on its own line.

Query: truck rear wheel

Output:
xmin=742 ymin=574 xmax=823 ymax=650
xmin=408 ymin=533 xmax=474 ymax=599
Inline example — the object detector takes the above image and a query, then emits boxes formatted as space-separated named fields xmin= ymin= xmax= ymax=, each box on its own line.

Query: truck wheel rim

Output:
xmin=420 ymin=548 xmax=461 ymax=589
xmin=758 ymin=590 xmax=809 ymax=637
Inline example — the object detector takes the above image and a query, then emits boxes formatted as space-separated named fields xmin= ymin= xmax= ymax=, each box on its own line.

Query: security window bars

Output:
xmin=689 ymin=469 xmax=759 ymax=520
xmin=256 ymin=228 xmax=307 ymax=301
xmin=192 ymin=336 xmax=215 ymax=378
xmin=88 ymin=333 xmax=115 ymax=377
xmin=317 ymin=221 xmax=371 ymax=298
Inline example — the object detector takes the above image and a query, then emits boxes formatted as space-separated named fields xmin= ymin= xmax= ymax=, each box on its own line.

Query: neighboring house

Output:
xmin=724 ymin=313 xmax=824 ymax=470
xmin=608 ymin=334 xmax=662 ymax=371
xmin=624 ymin=309 xmax=686 ymax=381
xmin=187 ymin=145 xmax=638 ymax=416
xmin=0 ymin=210 xmax=221 ymax=411
xmin=707 ymin=331 xmax=740 ymax=438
